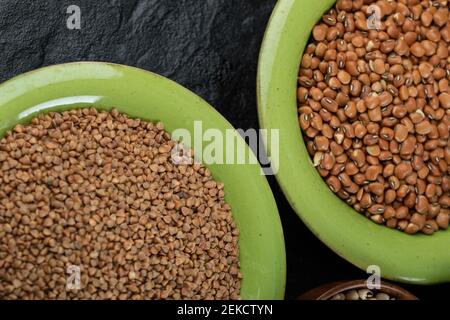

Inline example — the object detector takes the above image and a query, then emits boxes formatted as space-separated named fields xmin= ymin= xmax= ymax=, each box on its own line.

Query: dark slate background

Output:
xmin=0 ymin=0 xmax=448 ymax=300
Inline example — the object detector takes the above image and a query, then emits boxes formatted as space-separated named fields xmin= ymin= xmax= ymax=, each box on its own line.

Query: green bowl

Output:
xmin=0 ymin=62 xmax=286 ymax=299
xmin=257 ymin=0 xmax=450 ymax=284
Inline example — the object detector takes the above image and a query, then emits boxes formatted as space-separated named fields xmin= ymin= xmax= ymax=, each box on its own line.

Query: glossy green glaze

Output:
xmin=0 ymin=62 xmax=286 ymax=299
xmin=257 ymin=0 xmax=450 ymax=284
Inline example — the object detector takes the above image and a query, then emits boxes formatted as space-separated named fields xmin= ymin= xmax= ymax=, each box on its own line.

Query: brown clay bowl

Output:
xmin=298 ymin=280 xmax=418 ymax=300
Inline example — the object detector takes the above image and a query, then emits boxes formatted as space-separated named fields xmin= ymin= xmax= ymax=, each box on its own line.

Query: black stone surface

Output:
xmin=0 ymin=0 xmax=448 ymax=300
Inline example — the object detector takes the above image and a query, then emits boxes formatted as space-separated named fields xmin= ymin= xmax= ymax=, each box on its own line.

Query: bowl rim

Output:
xmin=257 ymin=0 xmax=450 ymax=285
xmin=0 ymin=61 xmax=287 ymax=299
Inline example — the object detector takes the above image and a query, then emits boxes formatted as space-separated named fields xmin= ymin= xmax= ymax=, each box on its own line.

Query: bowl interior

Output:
xmin=257 ymin=0 xmax=450 ymax=284
xmin=318 ymin=280 xmax=418 ymax=300
xmin=0 ymin=62 xmax=286 ymax=299
xmin=299 ymin=280 xmax=418 ymax=300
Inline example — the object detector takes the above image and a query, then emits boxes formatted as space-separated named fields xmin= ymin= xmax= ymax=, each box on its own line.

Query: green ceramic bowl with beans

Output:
xmin=257 ymin=0 xmax=450 ymax=284
xmin=0 ymin=62 xmax=286 ymax=299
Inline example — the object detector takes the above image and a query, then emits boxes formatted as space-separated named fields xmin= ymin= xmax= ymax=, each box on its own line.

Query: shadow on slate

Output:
xmin=0 ymin=0 xmax=449 ymax=300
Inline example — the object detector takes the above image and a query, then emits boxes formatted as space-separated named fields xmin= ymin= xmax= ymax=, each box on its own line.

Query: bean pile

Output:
xmin=298 ymin=0 xmax=450 ymax=234
xmin=330 ymin=288 xmax=395 ymax=300
xmin=0 ymin=108 xmax=241 ymax=299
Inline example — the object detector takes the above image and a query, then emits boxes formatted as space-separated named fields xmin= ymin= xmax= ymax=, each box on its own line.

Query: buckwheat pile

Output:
xmin=0 ymin=108 xmax=241 ymax=300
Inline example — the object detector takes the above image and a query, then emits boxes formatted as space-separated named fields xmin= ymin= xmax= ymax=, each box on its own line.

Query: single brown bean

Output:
xmin=436 ymin=212 xmax=449 ymax=229
xmin=368 ymin=182 xmax=384 ymax=196
xmin=321 ymin=97 xmax=339 ymax=113
xmin=383 ymin=163 xmax=395 ymax=177
xmin=384 ymin=189 xmax=397 ymax=204
xmin=394 ymin=162 xmax=413 ymax=179
xmin=415 ymin=195 xmax=430 ymax=214
xmin=400 ymin=136 xmax=416 ymax=156
xmin=438 ymin=93 xmax=450 ymax=109
xmin=315 ymin=135 xmax=330 ymax=151
xmin=351 ymin=149 xmax=366 ymax=167
xmin=338 ymin=172 xmax=353 ymax=187
xmin=394 ymin=124 xmax=408 ymax=142
xmin=326 ymin=176 xmax=342 ymax=193
xmin=368 ymin=204 xmax=385 ymax=215
xmin=415 ymin=120 xmax=433 ymax=135
xmin=337 ymin=70 xmax=351 ymax=85
xmin=313 ymin=24 xmax=328 ymax=41
xmin=410 ymin=43 xmax=426 ymax=58
xmin=405 ymin=223 xmax=420 ymax=234
xmin=365 ymin=95 xmax=381 ymax=110
xmin=395 ymin=206 xmax=409 ymax=219
xmin=397 ymin=184 xmax=411 ymax=199
xmin=422 ymin=220 xmax=439 ymax=235
xmin=411 ymin=213 xmax=426 ymax=230
xmin=345 ymin=162 xmax=359 ymax=176
xmin=365 ymin=165 xmax=382 ymax=181
xmin=321 ymin=153 xmax=335 ymax=170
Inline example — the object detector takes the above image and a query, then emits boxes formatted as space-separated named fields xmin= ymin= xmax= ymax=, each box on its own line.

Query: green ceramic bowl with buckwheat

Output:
xmin=257 ymin=0 xmax=450 ymax=284
xmin=0 ymin=62 xmax=286 ymax=299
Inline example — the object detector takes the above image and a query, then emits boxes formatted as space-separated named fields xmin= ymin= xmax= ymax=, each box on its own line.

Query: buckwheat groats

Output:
xmin=298 ymin=0 xmax=449 ymax=234
xmin=0 ymin=108 xmax=241 ymax=299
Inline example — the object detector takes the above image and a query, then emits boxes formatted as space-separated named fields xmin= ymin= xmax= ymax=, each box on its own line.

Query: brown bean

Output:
xmin=299 ymin=113 xmax=311 ymax=130
xmin=337 ymin=70 xmax=351 ymax=85
xmin=384 ymin=190 xmax=397 ymax=204
xmin=366 ymin=145 xmax=380 ymax=157
xmin=338 ymin=172 xmax=353 ymax=187
xmin=365 ymin=95 xmax=381 ymax=110
xmin=421 ymin=9 xmax=433 ymax=27
xmin=415 ymin=120 xmax=432 ymax=135
xmin=351 ymin=149 xmax=366 ymax=167
xmin=436 ymin=212 xmax=449 ymax=229
xmin=395 ymin=206 xmax=409 ymax=219
xmin=353 ymin=173 xmax=366 ymax=186
xmin=394 ymin=162 xmax=413 ymax=179
xmin=394 ymin=39 xmax=409 ymax=56
xmin=400 ymin=136 xmax=416 ymax=156
xmin=370 ymin=59 xmax=386 ymax=75
xmin=410 ymin=43 xmax=426 ymax=58
xmin=394 ymin=124 xmax=408 ymax=142
xmin=386 ymin=218 xmax=398 ymax=229
xmin=313 ymin=24 xmax=328 ymax=41
xmin=433 ymin=8 xmax=448 ymax=27
xmin=315 ymin=136 xmax=330 ymax=151
xmin=368 ymin=204 xmax=385 ymax=215
xmin=345 ymin=162 xmax=359 ymax=176
xmin=365 ymin=165 xmax=382 ymax=181
xmin=415 ymin=196 xmax=429 ymax=214
xmin=380 ymin=127 xmax=394 ymax=141
xmin=422 ymin=220 xmax=439 ymax=235
xmin=321 ymin=97 xmax=339 ymax=112
xmin=353 ymin=123 xmax=367 ymax=139
xmin=397 ymin=184 xmax=411 ymax=199
xmin=383 ymin=163 xmax=395 ymax=177
xmin=326 ymin=176 xmax=342 ymax=193
xmin=310 ymin=113 xmax=323 ymax=130
xmin=368 ymin=182 xmax=384 ymax=196
xmin=405 ymin=223 xmax=420 ymax=234
xmin=438 ymin=93 xmax=450 ymax=109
